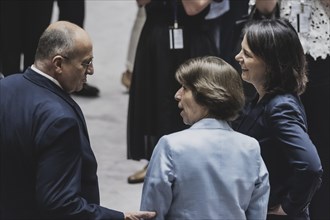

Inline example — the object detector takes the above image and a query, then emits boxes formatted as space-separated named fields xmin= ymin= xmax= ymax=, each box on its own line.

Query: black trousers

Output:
xmin=0 ymin=0 xmax=53 ymax=75
xmin=56 ymin=0 xmax=85 ymax=28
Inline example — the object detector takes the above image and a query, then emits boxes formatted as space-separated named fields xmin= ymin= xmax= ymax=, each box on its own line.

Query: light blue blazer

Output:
xmin=140 ymin=118 xmax=269 ymax=220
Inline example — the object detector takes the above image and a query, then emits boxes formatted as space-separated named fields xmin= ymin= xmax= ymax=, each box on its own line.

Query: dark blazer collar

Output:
xmin=236 ymin=93 xmax=272 ymax=133
xmin=237 ymin=92 xmax=284 ymax=133
xmin=191 ymin=118 xmax=232 ymax=131
xmin=24 ymin=67 xmax=72 ymax=103
xmin=24 ymin=68 xmax=89 ymax=139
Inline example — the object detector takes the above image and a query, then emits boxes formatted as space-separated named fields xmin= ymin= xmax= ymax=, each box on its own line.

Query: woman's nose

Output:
xmin=235 ymin=50 xmax=242 ymax=62
xmin=174 ymin=87 xmax=182 ymax=101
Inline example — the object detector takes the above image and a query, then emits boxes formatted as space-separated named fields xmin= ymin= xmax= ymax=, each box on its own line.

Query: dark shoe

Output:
xmin=121 ymin=70 xmax=132 ymax=90
xmin=74 ymin=83 xmax=100 ymax=97
xmin=127 ymin=165 xmax=147 ymax=184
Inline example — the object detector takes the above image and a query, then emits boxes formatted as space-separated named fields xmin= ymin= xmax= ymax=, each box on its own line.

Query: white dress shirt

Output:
xmin=31 ymin=65 xmax=62 ymax=89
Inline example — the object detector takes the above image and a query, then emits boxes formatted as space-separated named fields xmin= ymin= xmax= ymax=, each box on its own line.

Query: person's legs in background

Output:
xmin=23 ymin=1 xmax=53 ymax=71
xmin=0 ymin=1 xmax=53 ymax=76
xmin=122 ymin=6 xmax=147 ymax=183
xmin=1 ymin=1 xmax=23 ymax=76
xmin=121 ymin=6 xmax=146 ymax=91
xmin=57 ymin=0 xmax=84 ymax=27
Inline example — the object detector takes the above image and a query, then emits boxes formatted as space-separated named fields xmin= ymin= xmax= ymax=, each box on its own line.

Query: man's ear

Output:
xmin=52 ymin=55 xmax=65 ymax=73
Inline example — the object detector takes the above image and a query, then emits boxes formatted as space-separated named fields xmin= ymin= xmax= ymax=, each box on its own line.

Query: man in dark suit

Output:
xmin=0 ymin=21 xmax=155 ymax=220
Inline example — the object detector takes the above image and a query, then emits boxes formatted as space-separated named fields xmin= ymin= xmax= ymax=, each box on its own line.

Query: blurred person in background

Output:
xmin=126 ymin=0 xmax=250 ymax=184
xmin=0 ymin=0 xmax=53 ymax=77
xmin=121 ymin=4 xmax=146 ymax=91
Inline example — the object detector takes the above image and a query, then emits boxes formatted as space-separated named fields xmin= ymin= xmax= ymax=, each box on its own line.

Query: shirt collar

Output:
xmin=190 ymin=118 xmax=232 ymax=131
xmin=31 ymin=65 xmax=63 ymax=89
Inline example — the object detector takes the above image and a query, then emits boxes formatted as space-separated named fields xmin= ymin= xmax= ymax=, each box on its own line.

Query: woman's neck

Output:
xmin=255 ymin=86 xmax=266 ymax=103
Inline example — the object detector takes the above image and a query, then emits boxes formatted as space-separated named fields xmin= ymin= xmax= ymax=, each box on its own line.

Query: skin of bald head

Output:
xmin=34 ymin=21 xmax=94 ymax=93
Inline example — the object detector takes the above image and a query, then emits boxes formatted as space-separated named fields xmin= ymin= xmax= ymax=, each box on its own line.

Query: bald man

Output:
xmin=0 ymin=21 xmax=155 ymax=220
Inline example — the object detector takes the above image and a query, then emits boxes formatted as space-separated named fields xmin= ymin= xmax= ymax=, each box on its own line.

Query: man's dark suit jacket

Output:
xmin=0 ymin=68 xmax=123 ymax=219
xmin=235 ymin=93 xmax=323 ymax=219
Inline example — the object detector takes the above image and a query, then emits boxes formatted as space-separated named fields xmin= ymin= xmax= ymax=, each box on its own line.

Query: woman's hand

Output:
xmin=181 ymin=0 xmax=212 ymax=16
xmin=268 ymin=204 xmax=287 ymax=215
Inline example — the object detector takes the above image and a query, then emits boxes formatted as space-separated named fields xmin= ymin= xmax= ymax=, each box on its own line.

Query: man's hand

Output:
xmin=124 ymin=211 xmax=156 ymax=220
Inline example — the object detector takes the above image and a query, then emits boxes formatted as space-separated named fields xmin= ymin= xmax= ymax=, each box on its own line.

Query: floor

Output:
xmin=52 ymin=1 xmax=148 ymax=213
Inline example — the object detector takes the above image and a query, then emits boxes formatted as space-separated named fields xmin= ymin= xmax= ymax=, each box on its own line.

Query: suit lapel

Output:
xmin=24 ymin=69 xmax=90 ymax=142
xmin=237 ymin=95 xmax=271 ymax=134
xmin=191 ymin=118 xmax=232 ymax=131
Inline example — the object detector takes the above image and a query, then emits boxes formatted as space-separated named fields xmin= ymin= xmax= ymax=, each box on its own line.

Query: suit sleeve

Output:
xmin=246 ymin=142 xmax=270 ymax=219
xmin=268 ymin=100 xmax=322 ymax=216
xmin=35 ymin=117 xmax=124 ymax=220
xmin=140 ymin=136 xmax=174 ymax=220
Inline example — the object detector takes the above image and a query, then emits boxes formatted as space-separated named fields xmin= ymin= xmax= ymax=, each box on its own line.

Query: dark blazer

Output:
xmin=0 ymin=68 xmax=123 ymax=219
xmin=235 ymin=93 xmax=322 ymax=219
